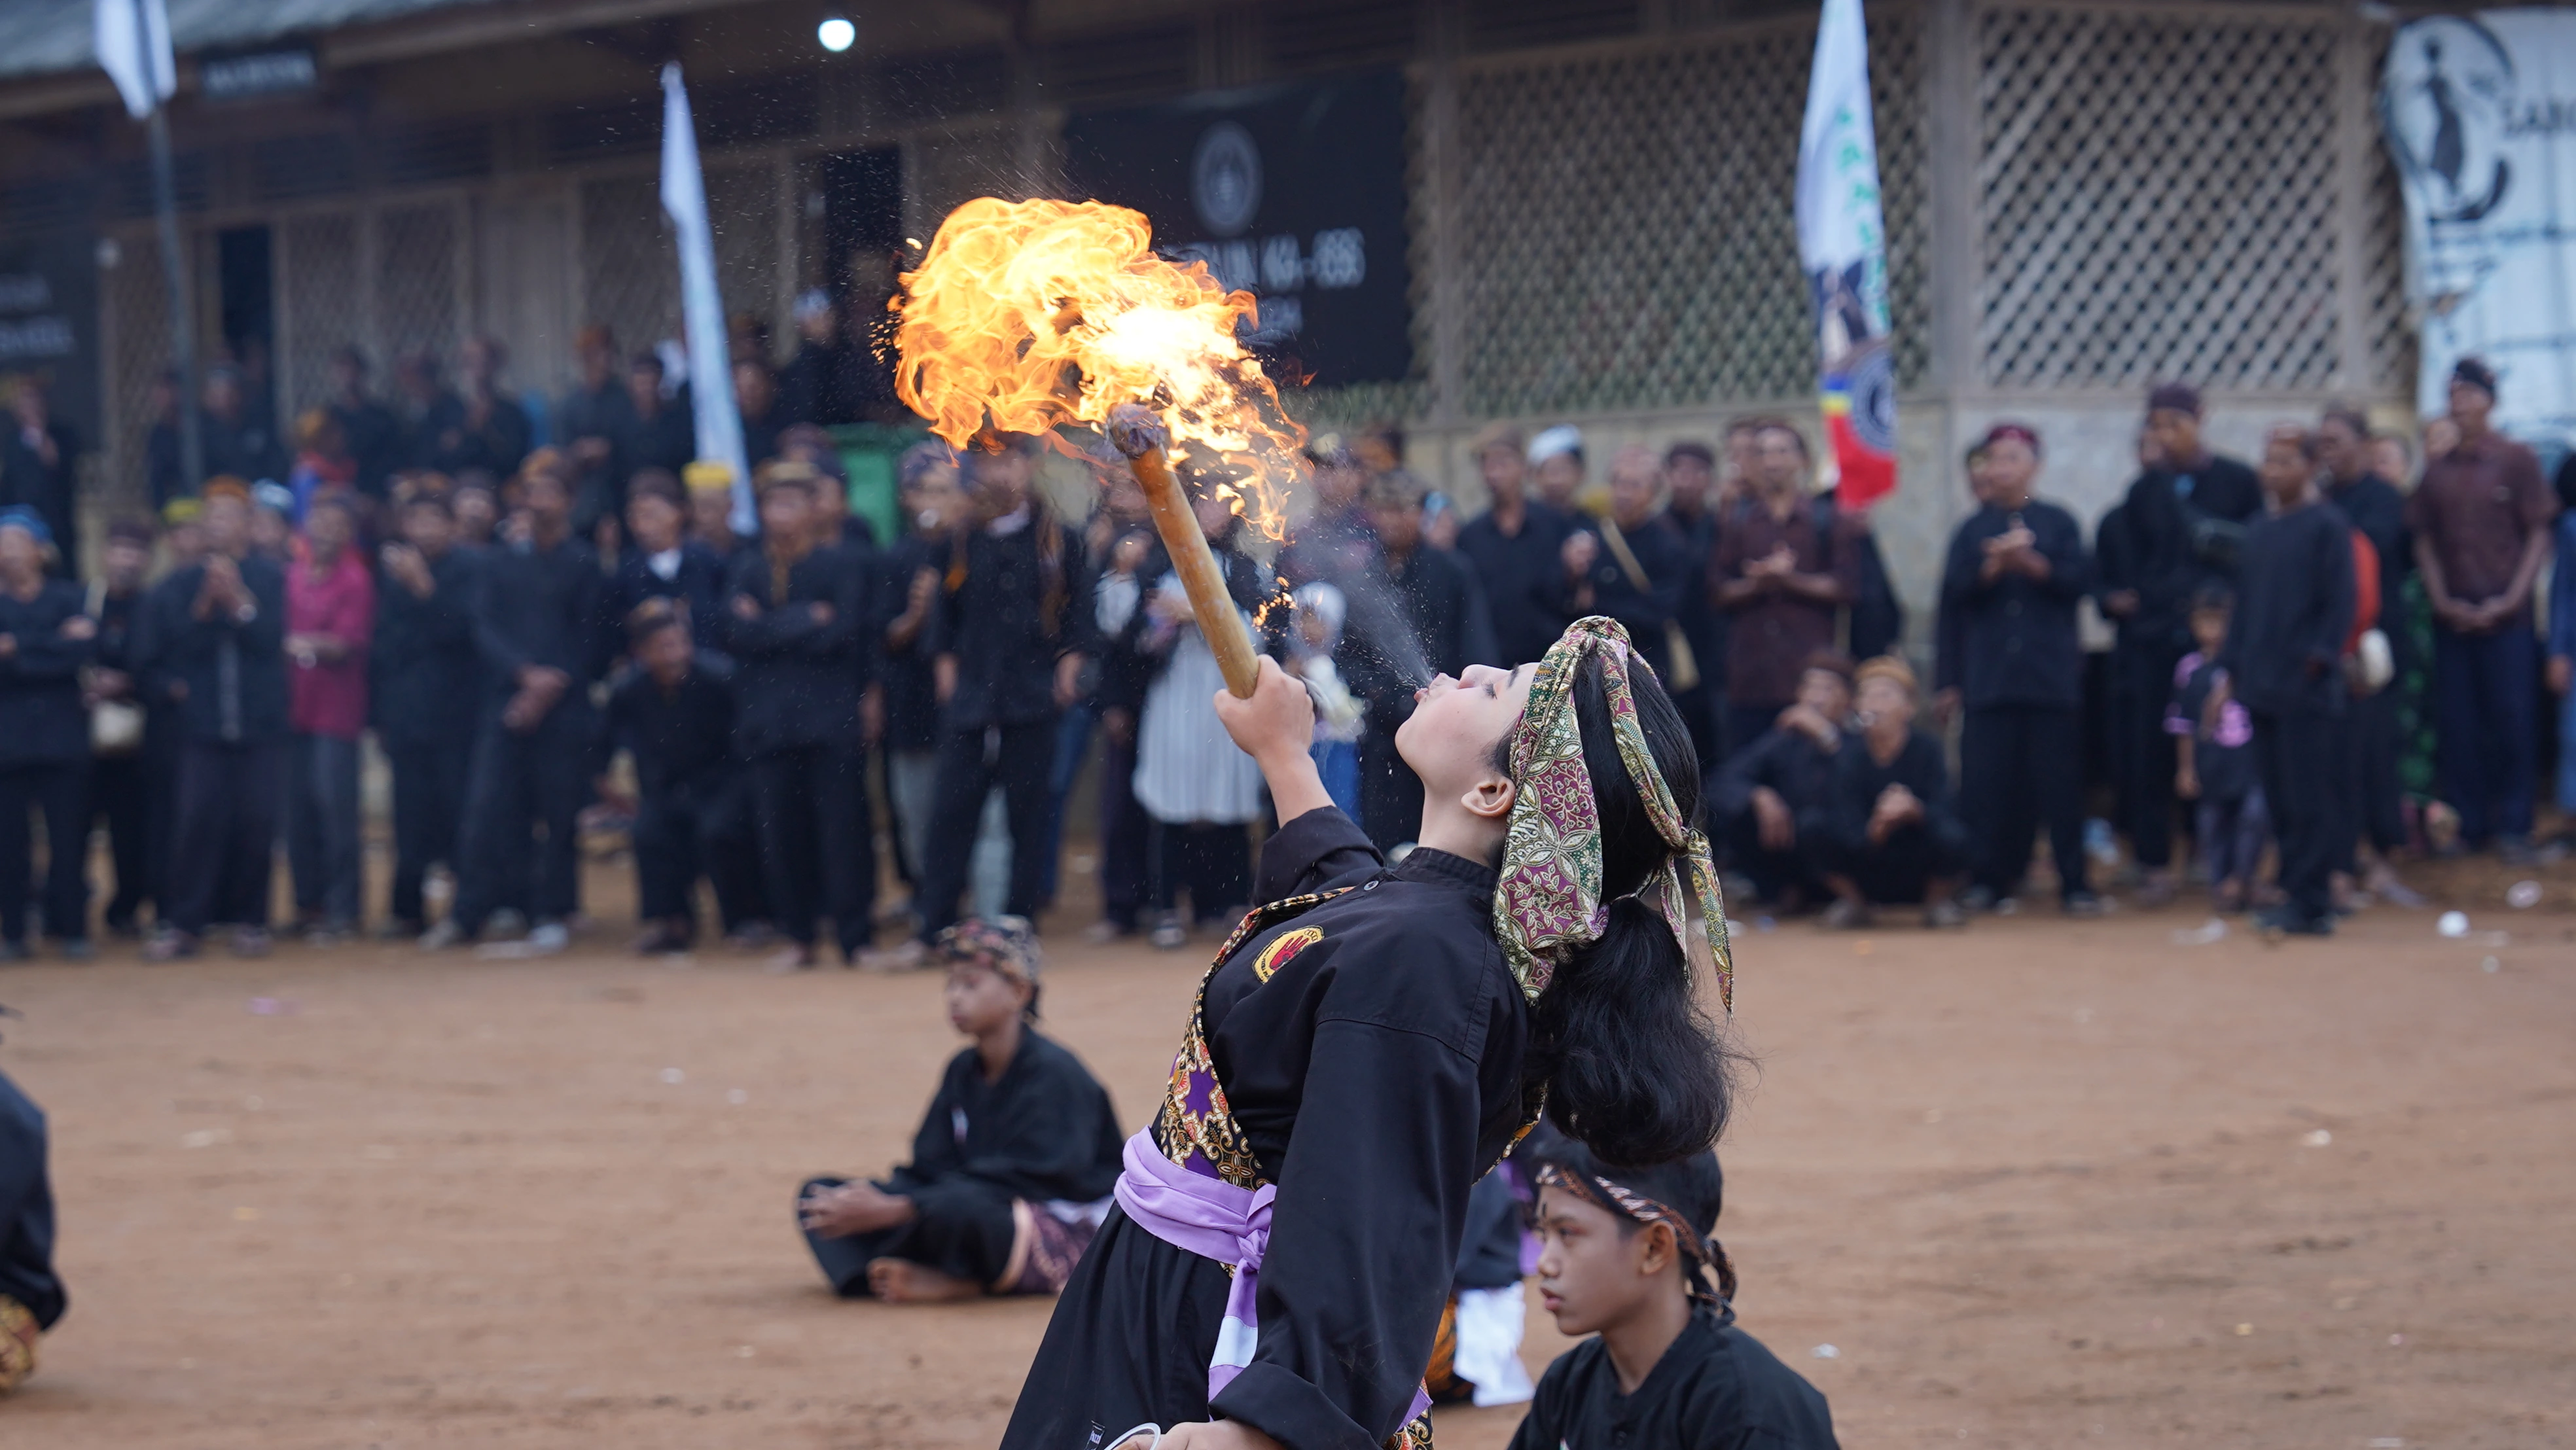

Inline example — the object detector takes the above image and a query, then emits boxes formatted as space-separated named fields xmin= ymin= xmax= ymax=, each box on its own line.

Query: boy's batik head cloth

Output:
xmin=1493 ymin=617 xmax=1731 ymax=1011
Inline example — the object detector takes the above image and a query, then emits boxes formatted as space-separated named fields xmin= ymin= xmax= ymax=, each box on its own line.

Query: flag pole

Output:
xmin=146 ymin=99 xmax=203 ymax=491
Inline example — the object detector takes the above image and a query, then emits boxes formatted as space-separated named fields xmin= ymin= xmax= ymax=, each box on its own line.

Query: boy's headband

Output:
xmin=1492 ymin=617 xmax=1732 ymax=1010
xmin=1536 ymin=1163 xmax=1737 ymax=1305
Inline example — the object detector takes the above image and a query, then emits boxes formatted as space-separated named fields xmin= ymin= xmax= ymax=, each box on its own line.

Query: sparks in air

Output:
xmin=891 ymin=197 xmax=1309 ymax=540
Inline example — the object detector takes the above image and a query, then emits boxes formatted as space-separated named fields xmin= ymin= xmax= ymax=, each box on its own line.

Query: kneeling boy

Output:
xmin=1516 ymin=1141 xmax=1838 ymax=1449
xmin=796 ymin=919 xmax=1122 ymax=1300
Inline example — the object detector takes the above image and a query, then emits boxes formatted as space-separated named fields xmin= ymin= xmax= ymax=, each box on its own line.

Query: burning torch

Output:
xmin=1105 ymin=403 xmax=1262 ymax=699
xmin=889 ymin=197 xmax=1310 ymax=704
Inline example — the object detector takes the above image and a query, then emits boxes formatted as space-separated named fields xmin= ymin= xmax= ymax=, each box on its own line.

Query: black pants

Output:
xmin=1722 ymin=807 xmax=1831 ymax=906
xmin=284 ymin=734 xmax=365 ymax=928
xmin=454 ymin=706 xmax=592 ymax=932
xmin=143 ymin=709 xmax=185 ymax=927
xmin=168 ymin=739 xmax=282 ymax=936
xmin=0 ymin=764 xmax=88 ymax=944
xmin=1147 ymin=820 xmax=1251 ymax=921
xmin=1821 ymin=819 xmax=1968 ymax=906
xmin=88 ymin=751 xmax=151 ymax=930
xmin=2253 ymin=707 xmax=2338 ymax=927
xmin=1725 ymin=701 xmax=1789 ymax=773
xmin=2114 ymin=646 xmax=2181 ymax=870
xmin=384 ymin=734 xmax=472 ymax=929
xmin=2336 ymin=684 xmax=2406 ymax=871
xmin=918 ymin=720 xmax=1055 ymax=938
xmin=754 ymin=743 xmax=876 ymax=956
xmin=634 ymin=774 xmax=764 ymax=928
xmin=796 ymin=1175 xmax=1016 ymax=1298
xmin=1961 ymin=704 xmax=2090 ymax=900
xmin=1358 ymin=726 xmax=1423 ymax=852
xmin=1096 ymin=724 xmax=1147 ymax=932
xmin=2431 ymin=622 xmax=2539 ymax=845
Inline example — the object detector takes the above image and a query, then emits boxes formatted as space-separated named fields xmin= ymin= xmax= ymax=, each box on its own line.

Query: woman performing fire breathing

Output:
xmin=893 ymin=200 xmax=1736 ymax=1450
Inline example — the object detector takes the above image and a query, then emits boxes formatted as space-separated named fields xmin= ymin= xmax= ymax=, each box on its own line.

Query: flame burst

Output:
xmin=893 ymin=197 xmax=1307 ymax=539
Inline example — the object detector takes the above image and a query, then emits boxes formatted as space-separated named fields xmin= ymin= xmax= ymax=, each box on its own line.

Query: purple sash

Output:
xmin=1113 ymin=1128 xmax=1432 ymax=1426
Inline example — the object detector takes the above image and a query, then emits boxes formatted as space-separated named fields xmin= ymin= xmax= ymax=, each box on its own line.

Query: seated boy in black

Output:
xmin=600 ymin=602 xmax=762 ymax=953
xmin=1515 ymin=1139 xmax=1837 ymax=1450
xmin=1711 ymin=653 xmax=1853 ymax=910
xmin=796 ymin=919 xmax=1122 ymax=1301
xmin=1 ymin=1065 xmax=64 ymax=1395
xmin=1819 ymin=656 xmax=1969 ymax=928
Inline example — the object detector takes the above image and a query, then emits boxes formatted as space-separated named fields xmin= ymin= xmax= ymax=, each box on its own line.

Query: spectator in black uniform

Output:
xmin=1711 ymin=654 xmax=1852 ymax=911
xmin=393 ymin=348 xmax=465 ymax=473
xmin=1566 ymin=445 xmax=1694 ymax=683
xmin=1662 ymin=439 xmax=1726 ymax=770
xmin=1081 ymin=463 xmax=1161 ymax=942
xmin=878 ymin=445 xmax=965 ymax=919
xmin=2217 ymin=425 xmax=2357 ymax=937
xmin=735 ymin=360 xmax=785 ymax=473
xmin=603 ymin=603 xmax=762 ymax=953
xmin=427 ymin=455 xmax=605 ymax=953
xmin=0 ymin=510 xmax=94 ymax=960
xmin=1456 ymin=423 xmax=1577 ymax=667
xmin=324 ymin=345 xmax=403 ymax=499
xmin=143 ymin=484 xmax=289 ymax=960
xmin=373 ymin=491 xmax=482 ymax=940
xmin=2317 ymin=406 xmax=2419 ymax=906
xmin=723 ymin=463 xmax=877 ymax=968
xmin=559 ymin=325 xmax=637 ymax=539
xmin=1819 ymin=657 xmax=1967 ymax=928
xmin=602 ymin=470 xmax=726 ymax=650
xmin=2112 ymin=384 xmax=2262 ymax=902
xmin=84 ymin=519 xmax=157 ymax=936
xmin=144 ymin=369 xmax=188 ymax=510
xmin=425 ymin=336 xmax=533 ymax=481
xmin=3 ymin=380 xmax=82 ymax=575
xmin=900 ymin=436 xmax=1094 ymax=955
xmin=199 ymin=365 xmax=284 ymax=487
xmin=617 ymin=352 xmax=697 ymax=482
xmin=1344 ymin=468 xmax=1495 ymax=851
xmin=1939 ymin=423 xmax=2100 ymax=915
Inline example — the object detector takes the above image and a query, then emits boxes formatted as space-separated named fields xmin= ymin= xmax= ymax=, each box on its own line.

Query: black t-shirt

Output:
xmin=1509 ymin=1307 xmax=1839 ymax=1450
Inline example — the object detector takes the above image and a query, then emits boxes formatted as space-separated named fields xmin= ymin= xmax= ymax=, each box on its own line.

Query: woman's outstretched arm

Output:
xmin=1215 ymin=655 xmax=1332 ymax=823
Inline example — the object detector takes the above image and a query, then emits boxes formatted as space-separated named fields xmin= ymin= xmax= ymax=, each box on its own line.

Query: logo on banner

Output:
xmin=2380 ymin=18 xmax=2514 ymax=224
xmin=1191 ymin=122 xmax=1262 ymax=238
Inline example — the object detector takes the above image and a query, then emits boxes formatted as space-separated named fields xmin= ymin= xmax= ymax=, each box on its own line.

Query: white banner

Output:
xmin=2382 ymin=12 xmax=2576 ymax=446
xmin=92 ymin=0 xmax=175 ymax=120
xmin=1794 ymin=0 xmax=1897 ymax=508
xmin=660 ymin=63 xmax=755 ymax=536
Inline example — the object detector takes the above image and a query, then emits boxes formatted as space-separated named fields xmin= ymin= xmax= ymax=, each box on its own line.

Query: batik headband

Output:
xmin=1492 ymin=617 xmax=1732 ymax=1011
xmin=1535 ymin=1163 xmax=1738 ymax=1305
xmin=933 ymin=916 xmax=1043 ymax=990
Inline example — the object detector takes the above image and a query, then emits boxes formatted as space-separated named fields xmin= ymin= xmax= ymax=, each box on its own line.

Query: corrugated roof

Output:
xmin=0 ymin=0 xmax=514 ymax=85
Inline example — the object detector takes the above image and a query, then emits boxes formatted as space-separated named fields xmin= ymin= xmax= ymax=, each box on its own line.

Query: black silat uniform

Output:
xmin=1003 ymin=807 xmax=1530 ymax=1450
xmin=800 ymin=1031 xmax=1123 ymax=1296
xmin=87 ymin=582 xmax=153 ymax=930
xmin=1820 ymin=731 xmax=1968 ymax=906
xmin=0 ymin=1069 xmax=65 ymax=1334
xmin=372 ymin=546 xmax=483 ymax=931
xmin=723 ymin=542 xmax=877 ymax=958
xmin=2217 ymin=499 xmax=2355 ymax=929
xmin=1508 ymin=1305 xmax=1838 ymax=1450
xmin=1711 ymin=724 xmax=1845 ymax=905
xmin=1456 ymin=501 xmax=1578 ymax=667
xmin=452 ymin=532 xmax=606 ymax=933
xmin=605 ymin=653 xmax=763 ymax=934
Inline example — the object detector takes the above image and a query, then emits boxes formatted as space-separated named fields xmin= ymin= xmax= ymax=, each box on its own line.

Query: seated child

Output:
xmin=2168 ymin=584 xmax=2267 ymax=913
xmin=0 ymin=1065 xmax=64 ymax=1396
xmin=1819 ymin=656 xmax=1970 ymax=928
xmin=1711 ymin=653 xmax=1855 ymax=910
xmin=796 ymin=919 xmax=1122 ymax=1301
xmin=1516 ymin=1139 xmax=1838 ymax=1450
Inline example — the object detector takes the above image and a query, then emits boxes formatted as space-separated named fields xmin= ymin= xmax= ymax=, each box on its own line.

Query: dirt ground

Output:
xmin=0 ymin=847 xmax=2571 ymax=1450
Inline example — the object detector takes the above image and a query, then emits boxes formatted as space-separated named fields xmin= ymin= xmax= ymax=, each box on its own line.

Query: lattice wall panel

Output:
xmin=707 ymin=162 xmax=783 ymax=347
xmin=102 ymin=236 xmax=170 ymax=499
xmin=1978 ymin=9 xmax=2341 ymax=390
xmin=278 ymin=211 xmax=363 ymax=423
xmin=377 ymin=201 xmax=462 ymax=363
xmin=2361 ymin=33 xmax=2412 ymax=396
xmin=1452 ymin=12 xmax=1926 ymax=419
xmin=581 ymin=173 xmax=680 ymax=358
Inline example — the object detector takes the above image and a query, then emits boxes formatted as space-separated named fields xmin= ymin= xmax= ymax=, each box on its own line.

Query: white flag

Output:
xmin=94 ymin=0 xmax=177 ymax=120
xmin=1793 ymin=0 xmax=1897 ymax=508
xmin=660 ymin=63 xmax=755 ymax=536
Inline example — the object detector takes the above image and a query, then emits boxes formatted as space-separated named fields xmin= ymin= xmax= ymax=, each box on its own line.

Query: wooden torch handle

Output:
xmin=1107 ymin=404 xmax=1261 ymax=699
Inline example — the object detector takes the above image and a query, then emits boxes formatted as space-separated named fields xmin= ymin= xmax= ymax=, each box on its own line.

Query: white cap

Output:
xmin=1527 ymin=425 xmax=1584 ymax=465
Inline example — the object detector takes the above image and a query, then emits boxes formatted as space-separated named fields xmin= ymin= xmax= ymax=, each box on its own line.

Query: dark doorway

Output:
xmin=216 ymin=225 xmax=275 ymax=432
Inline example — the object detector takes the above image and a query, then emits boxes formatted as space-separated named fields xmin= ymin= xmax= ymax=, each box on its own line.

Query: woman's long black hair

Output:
xmin=1512 ymin=652 xmax=1738 ymax=1168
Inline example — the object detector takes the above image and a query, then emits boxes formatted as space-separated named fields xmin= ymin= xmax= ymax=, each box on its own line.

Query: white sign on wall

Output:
xmin=2382 ymin=11 xmax=2576 ymax=446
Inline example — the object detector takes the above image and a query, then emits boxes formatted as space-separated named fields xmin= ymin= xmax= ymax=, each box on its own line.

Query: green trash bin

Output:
xmin=827 ymin=421 xmax=931 ymax=544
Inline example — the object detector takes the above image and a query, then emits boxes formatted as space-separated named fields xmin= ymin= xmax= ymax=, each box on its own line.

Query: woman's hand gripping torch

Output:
xmin=1107 ymin=402 xmax=1261 ymax=699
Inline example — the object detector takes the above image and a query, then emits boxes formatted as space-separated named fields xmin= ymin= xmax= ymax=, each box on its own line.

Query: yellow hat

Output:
xmin=161 ymin=497 xmax=203 ymax=525
xmin=682 ymin=459 xmax=734 ymax=495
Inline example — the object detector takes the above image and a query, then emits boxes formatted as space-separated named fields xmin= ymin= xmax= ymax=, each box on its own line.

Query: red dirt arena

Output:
xmin=0 ymin=849 xmax=2568 ymax=1449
